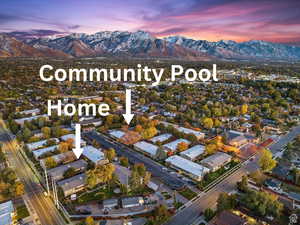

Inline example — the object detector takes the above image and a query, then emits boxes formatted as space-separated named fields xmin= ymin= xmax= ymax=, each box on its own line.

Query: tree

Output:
xmin=120 ymin=156 xmax=129 ymax=167
xmin=14 ymin=182 xmax=25 ymax=196
xmin=63 ymin=167 xmax=76 ymax=179
xmin=22 ymin=127 xmax=32 ymax=141
xmin=141 ymin=127 xmax=158 ymax=139
xmin=241 ymin=104 xmax=248 ymax=115
xmin=58 ymin=142 xmax=69 ymax=153
xmin=217 ymin=193 xmax=236 ymax=212
xmin=135 ymin=124 xmax=143 ymax=133
xmin=205 ymin=144 xmax=217 ymax=155
xmin=45 ymin=157 xmax=57 ymax=169
xmin=104 ymin=148 xmax=116 ymax=162
xmin=154 ymin=205 xmax=170 ymax=223
xmin=85 ymin=216 xmax=95 ymax=225
xmin=86 ymin=170 xmax=97 ymax=189
xmin=155 ymin=147 xmax=167 ymax=160
xmin=204 ymin=208 xmax=215 ymax=221
xmin=259 ymin=149 xmax=277 ymax=172
xmin=237 ymin=175 xmax=248 ymax=192
xmin=202 ymin=117 xmax=214 ymax=129
xmin=177 ymin=142 xmax=189 ymax=152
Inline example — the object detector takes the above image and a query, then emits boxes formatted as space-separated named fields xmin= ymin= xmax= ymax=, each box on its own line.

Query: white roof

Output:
xmin=200 ymin=152 xmax=232 ymax=169
xmin=180 ymin=145 xmax=205 ymax=160
xmin=166 ymin=155 xmax=210 ymax=178
xmin=150 ymin=133 xmax=172 ymax=143
xmin=82 ymin=145 xmax=105 ymax=164
xmin=134 ymin=141 xmax=158 ymax=156
xmin=163 ymin=139 xmax=190 ymax=151
xmin=26 ymin=138 xmax=59 ymax=151
xmin=177 ymin=127 xmax=205 ymax=138
xmin=61 ymin=134 xmax=85 ymax=145
xmin=33 ymin=145 xmax=58 ymax=159
xmin=0 ymin=200 xmax=14 ymax=225
xmin=19 ymin=108 xmax=40 ymax=115
xmin=109 ymin=130 xmax=125 ymax=139
xmin=15 ymin=114 xmax=49 ymax=124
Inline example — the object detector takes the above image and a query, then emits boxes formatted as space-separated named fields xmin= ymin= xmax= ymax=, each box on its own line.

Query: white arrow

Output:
xmin=122 ymin=89 xmax=134 ymax=125
xmin=72 ymin=124 xmax=83 ymax=159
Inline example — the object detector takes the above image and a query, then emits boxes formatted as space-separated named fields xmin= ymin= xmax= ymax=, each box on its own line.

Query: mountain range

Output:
xmin=1 ymin=30 xmax=300 ymax=61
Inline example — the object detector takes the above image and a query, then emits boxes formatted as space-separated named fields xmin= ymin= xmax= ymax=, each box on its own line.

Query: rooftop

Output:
xmin=32 ymin=145 xmax=58 ymax=159
xmin=163 ymin=139 xmax=190 ymax=152
xmin=150 ymin=133 xmax=172 ymax=143
xmin=57 ymin=173 xmax=86 ymax=194
xmin=82 ymin=145 xmax=105 ymax=164
xmin=200 ymin=152 xmax=232 ymax=169
xmin=0 ymin=201 xmax=14 ymax=225
xmin=26 ymin=138 xmax=59 ymax=151
xmin=133 ymin=141 xmax=158 ymax=156
xmin=48 ymin=160 xmax=88 ymax=180
xmin=166 ymin=155 xmax=210 ymax=179
xmin=180 ymin=145 xmax=205 ymax=160
xmin=109 ymin=130 xmax=125 ymax=139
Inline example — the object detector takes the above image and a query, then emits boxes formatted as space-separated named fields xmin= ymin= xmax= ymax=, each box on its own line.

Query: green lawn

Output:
xmin=178 ymin=188 xmax=197 ymax=200
xmin=16 ymin=205 xmax=30 ymax=220
xmin=198 ymin=160 xmax=239 ymax=190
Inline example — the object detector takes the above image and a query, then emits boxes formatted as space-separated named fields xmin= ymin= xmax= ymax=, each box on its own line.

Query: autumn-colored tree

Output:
xmin=135 ymin=124 xmax=143 ymax=133
xmin=241 ymin=104 xmax=248 ymax=115
xmin=104 ymin=148 xmax=116 ymax=162
xmin=259 ymin=149 xmax=277 ymax=172
xmin=205 ymin=144 xmax=217 ymax=155
xmin=45 ymin=157 xmax=57 ymax=169
xmin=85 ymin=216 xmax=95 ymax=225
xmin=177 ymin=142 xmax=189 ymax=152
xmin=41 ymin=127 xmax=51 ymax=139
xmin=202 ymin=117 xmax=214 ymax=129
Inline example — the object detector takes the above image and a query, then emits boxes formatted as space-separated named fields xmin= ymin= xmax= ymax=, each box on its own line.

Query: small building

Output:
xmin=180 ymin=145 xmax=205 ymax=161
xmin=47 ymin=160 xmax=88 ymax=181
xmin=109 ymin=130 xmax=125 ymax=139
xmin=103 ymin=199 xmax=119 ymax=209
xmin=57 ymin=173 xmax=86 ymax=197
xmin=177 ymin=127 xmax=205 ymax=140
xmin=26 ymin=138 xmax=59 ymax=151
xmin=150 ymin=133 xmax=172 ymax=143
xmin=15 ymin=114 xmax=49 ymax=126
xmin=19 ymin=108 xmax=40 ymax=116
xmin=40 ymin=151 xmax=77 ymax=168
xmin=200 ymin=152 xmax=232 ymax=172
xmin=165 ymin=155 xmax=210 ymax=181
xmin=0 ymin=200 xmax=15 ymax=225
xmin=163 ymin=139 xmax=190 ymax=152
xmin=61 ymin=134 xmax=86 ymax=146
xmin=208 ymin=210 xmax=247 ymax=225
xmin=82 ymin=145 xmax=108 ymax=165
xmin=133 ymin=141 xmax=158 ymax=158
xmin=121 ymin=197 xmax=144 ymax=208
xmin=32 ymin=145 xmax=58 ymax=160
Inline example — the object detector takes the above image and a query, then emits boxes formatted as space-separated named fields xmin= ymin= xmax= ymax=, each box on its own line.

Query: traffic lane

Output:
xmin=6 ymin=140 xmax=66 ymax=225
xmin=84 ymin=131 xmax=185 ymax=190
xmin=269 ymin=125 xmax=300 ymax=154
xmin=165 ymin=165 xmax=254 ymax=225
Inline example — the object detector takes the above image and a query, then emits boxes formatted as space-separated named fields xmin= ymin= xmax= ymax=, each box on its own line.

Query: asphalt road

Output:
xmin=83 ymin=131 xmax=186 ymax=190
xmin=165 ymin=125 xmax=300 ymax=225
xmin=0 ymin=131 xmax=67 ymax=225
xmin=165 ymin=156 xmax=259 ymax=225
xmin=269 ymin=125 xmax=300 ymax=154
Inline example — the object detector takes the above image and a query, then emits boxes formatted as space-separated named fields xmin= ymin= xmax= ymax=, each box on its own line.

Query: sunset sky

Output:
xmin=1 ymin=0 xmax=300 ymax=44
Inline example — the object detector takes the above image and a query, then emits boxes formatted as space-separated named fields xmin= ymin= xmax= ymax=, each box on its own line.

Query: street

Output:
xmin=165 ymin=125 xmax=300 ymax=225
xmin=0 ymin=129 xmax=68 ymax=225
xmin=269 ymin=125 xmax=300 ymax=154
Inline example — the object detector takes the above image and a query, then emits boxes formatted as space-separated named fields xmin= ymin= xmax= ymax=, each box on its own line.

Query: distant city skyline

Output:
xmin=1 ymin=0 xmax=300 ymax=44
